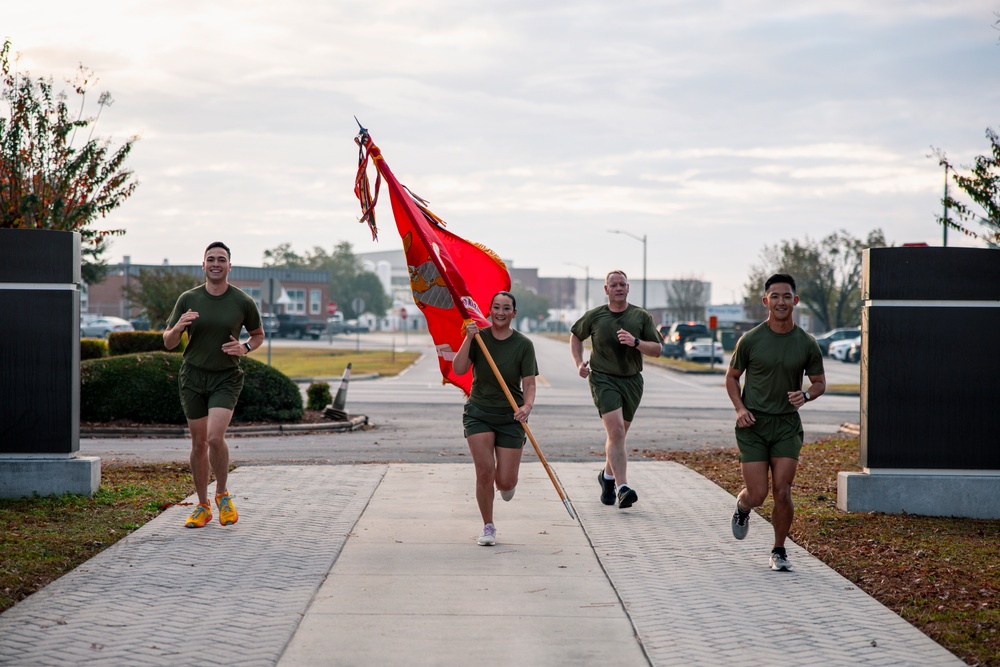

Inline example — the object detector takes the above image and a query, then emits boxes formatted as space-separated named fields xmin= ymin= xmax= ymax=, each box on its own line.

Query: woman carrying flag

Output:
xmin=453 ymin=291 xmax=538 ymax=546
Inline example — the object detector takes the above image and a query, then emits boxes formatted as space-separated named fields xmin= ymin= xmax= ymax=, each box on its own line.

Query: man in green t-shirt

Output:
xmin=163 ymin=242 xmax=264 ymax=529
xmin=726 ymin=273 xmax=826 ymax=571
xmin=570 ymin=270 xmax=660 ymax=509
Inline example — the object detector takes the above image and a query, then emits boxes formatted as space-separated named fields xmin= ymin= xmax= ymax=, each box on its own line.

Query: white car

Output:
xmin=828 ymin=336 xmax=861 ymax=361
xmin=81 ymin=316 xmax=135 ymax=337
xmin=684 ymin=337 xmax=724 ymax=364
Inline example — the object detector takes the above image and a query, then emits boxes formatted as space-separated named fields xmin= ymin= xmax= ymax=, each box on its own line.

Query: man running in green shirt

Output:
xmin=571 ymin=270 xmax=660 ymax=509
xmin=726 ymin=273 xmax=825 ymax=571
xmin=164 ymin=242 xmax=264 ymax=529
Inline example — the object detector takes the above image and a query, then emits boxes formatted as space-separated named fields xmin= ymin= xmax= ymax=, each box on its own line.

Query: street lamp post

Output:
xmin=609 ymin=230 xmax=647 ymax=309
xmin=565 ymin=263 xmax=590 ymax=311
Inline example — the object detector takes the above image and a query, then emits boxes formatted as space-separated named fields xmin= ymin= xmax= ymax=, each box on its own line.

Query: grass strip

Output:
xmin=261 ymin=347 xmax=420 ymax=378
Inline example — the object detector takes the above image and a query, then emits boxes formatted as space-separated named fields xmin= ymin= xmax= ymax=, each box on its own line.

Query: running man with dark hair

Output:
xmin=726 ymin=273 xmax=826 ymax=570
xmin=164 ymin=242 xmax=264 ymax=529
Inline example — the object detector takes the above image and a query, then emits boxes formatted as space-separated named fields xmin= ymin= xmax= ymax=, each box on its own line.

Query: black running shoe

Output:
xmin=598 ymin=471 xmax=616 ymax=505
xmin=617 ymin=485 xmax=638 ymax=509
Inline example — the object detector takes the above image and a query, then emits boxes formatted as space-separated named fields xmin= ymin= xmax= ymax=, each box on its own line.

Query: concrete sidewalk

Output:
xmin=0 ymin=463 xmax=961 ymax=666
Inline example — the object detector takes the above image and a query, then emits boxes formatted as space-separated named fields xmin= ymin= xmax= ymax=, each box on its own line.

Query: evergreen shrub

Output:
xmin=108 ymin=331 xmax=183 ymax=356
xmin=237 ymin=358 xmax=304 ymax=422
xmin=80 ymin=353 xmax=303 ymax=424
xmin=81 ymin=352 xmax=185 ymax=423
xmin=306 ymin=382 xmax=332 ymax=411
xmin=80 ymin=338 xmax=108 ymax=360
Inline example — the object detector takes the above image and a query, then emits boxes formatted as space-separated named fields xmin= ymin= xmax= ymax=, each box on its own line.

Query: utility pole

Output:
xmin=942 ymin=161 xmax=949 ymax=247
xmin=609 ymin=230 xmax=647 ymax=309
xmin=566 ymin=263 xmax=590 ymax=310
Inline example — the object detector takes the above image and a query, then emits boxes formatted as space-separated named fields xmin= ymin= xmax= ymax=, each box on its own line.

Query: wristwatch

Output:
xmin=633 ymin=337 xmax=641 ymax=348
xmin=802 ymin=390 xmax=811 ymax=402
xmin=244 ymin=342 xmax=252 ymax=353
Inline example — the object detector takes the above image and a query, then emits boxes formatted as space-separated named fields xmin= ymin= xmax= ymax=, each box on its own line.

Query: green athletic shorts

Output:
xmin=588 ymin=370 xmax=644 ymax=422
xmin=735 ymin=411 xmax=804 ymax=463
xmin=463 ymin=401 xmax=526 ymax=449
xmin=178 ymin=363 xmax=245 ymax=420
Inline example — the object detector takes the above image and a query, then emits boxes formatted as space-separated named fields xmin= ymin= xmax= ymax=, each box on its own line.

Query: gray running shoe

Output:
xmin=769 ymin=549 xmax=792 ymax=571
xmin=731 ymin=504 xmax=750 ymax=540
xmin=500 ymin=486 xmax=515 ymax=502
xmin=598 ymin=471 xmax=616 ymax=505
xmin=617 ymin=485 xmax=638 ymax=509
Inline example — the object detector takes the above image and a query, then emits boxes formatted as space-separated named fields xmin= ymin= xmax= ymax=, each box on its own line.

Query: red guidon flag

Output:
xmin=354 ymin=127 xmax=510 ymax=395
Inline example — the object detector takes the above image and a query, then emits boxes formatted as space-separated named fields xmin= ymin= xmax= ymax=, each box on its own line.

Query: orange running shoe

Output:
xmin=185 ymin=503 xmax=212 ymax=528
xmin=215 ymin=492 xmax=239 ymax=526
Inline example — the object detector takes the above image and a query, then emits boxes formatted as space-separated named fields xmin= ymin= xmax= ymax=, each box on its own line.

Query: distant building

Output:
xmin=84 ymin=259 xmax=329 ymax=328
xmin=353 ymin=250 xmax=725 ymax=332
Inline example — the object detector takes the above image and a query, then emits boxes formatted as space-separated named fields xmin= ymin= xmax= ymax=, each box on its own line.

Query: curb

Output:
xmin=839 ymin=422 xmax=860 ymax=436
xmin=292 ymin=373 xmax=381 ymax=383
xmin=81 ymin=414 xmax=370 ymax=438
xmin=653 ymin=362 xmax=727 ymax=375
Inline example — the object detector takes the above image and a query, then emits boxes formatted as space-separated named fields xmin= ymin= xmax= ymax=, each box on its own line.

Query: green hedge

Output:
xmin=80 ymin=338 xmax=108 ymax=360
xmin=107 ymin=330 xmax=186 ymax=355
xmin=306 ymin=382 xmax=332 ymax=411
xmin=81 ymin=352 xmax=303 ymax=424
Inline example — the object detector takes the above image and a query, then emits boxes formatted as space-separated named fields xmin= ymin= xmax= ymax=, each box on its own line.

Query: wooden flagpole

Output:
xmin=472 ymin=333 xmax=575 ymax=519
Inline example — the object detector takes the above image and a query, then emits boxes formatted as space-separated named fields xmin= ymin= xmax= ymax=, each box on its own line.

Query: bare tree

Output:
xmin=666 ymin=277 xmax=709 ymax=322
xmin=742 ymin=229 xmax=888 ymax=331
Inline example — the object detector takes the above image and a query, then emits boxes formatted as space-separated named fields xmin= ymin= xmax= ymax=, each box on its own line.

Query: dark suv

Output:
xmin=275 ymin=313 xmax=325 ymax=339
xmin=661 ymin=322 xmax=710 ymax=358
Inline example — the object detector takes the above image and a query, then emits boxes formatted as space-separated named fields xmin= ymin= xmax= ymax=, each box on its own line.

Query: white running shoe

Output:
xmin=500 ymin=486 xmax=516 ymax=502
xmin=477 ymin=523 xmax=497 ymax=546
xmin=769 ymin=549 xmax=792 ymax=571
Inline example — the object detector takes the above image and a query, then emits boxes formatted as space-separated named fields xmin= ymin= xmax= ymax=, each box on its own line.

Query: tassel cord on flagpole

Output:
xmin=472 ymin=332 xmax=576 ymax=520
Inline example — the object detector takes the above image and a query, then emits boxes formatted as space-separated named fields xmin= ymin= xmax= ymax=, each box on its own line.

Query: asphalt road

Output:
xmin=82 ymin=332 xmax=861 ymax=465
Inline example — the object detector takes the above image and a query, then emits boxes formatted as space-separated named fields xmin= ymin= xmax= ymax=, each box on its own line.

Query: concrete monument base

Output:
xmin=838 ymin=470 xmax=1000 ymax=519
xmin=0 ymin=455 xmax=101 ymax=499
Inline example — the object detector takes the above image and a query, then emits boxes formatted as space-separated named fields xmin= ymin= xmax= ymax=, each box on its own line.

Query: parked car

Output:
xmin=130 ymin=314 xmax=152 ymax=331
xmin=813 ymin=327 xmax=860 ymax=357
xmin=662 ymin=322 xmax=710 ymax=358
xmin=829 ymin=336 xmax=861 ymax=362
xmin=81 ymin=316 xmax=135 ymax=337
xmin=660 ymin=341 xmax=684 ymax=358
xmin=327 ymin=313 xmax=348 ymax=334
xmin=275 ymin=313 xmax=324 ymax=339
xmin=327 ymin=314 xmax=370 ymax=334
xmin=344 ymin=319 xmax=370 ymax=333
xmin=683 ymin=337 xmax=724 ymax=364
xmin=261 ymin=313 xmax=280 ymax=335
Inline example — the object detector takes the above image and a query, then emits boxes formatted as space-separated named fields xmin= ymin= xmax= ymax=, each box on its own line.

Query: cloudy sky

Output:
xmin=6 ymin=1 xmax=998 ymax=303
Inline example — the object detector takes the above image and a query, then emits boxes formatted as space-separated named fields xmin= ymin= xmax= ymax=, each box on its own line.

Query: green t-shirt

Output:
xmin=730 ymin=322 xmax=825 ymax=415
xmin=166 ymin=284 xmax=262 ymax=371
xmin=571 ymin=304 xmax=658 ymax=377
xmin=468 ymin=328 xmax=538 ymax=410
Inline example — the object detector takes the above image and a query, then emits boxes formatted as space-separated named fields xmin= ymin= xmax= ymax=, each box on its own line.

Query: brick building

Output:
xmin=84 ymin=260 xmax=330 ymax=328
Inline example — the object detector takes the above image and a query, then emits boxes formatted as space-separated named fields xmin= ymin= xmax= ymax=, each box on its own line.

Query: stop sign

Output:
xmin=327 ymin=301 xmax=337 ymax=316
xmin=400 ymin=307 xmax=408 ymax=320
